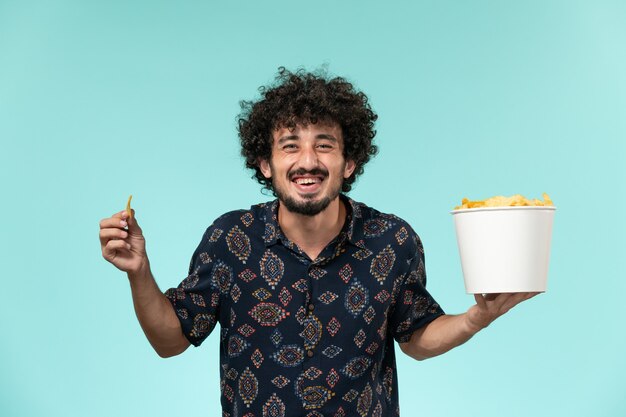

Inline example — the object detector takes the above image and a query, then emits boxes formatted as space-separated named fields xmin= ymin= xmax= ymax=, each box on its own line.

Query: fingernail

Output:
xmin=126 ymin=243 xmax=131 ymax=249
xmin=120 ymin=220 xmax=128 ymax=227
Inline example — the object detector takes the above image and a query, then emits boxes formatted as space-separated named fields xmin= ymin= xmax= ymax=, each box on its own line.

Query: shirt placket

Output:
xmin=276 ymin=239 xmax=324 ymax=367
xmin=304 ymin=258 xmax=322 ymax=368
xmin=302 ymin=239 xmax=344 ymax=375
xmin=285 ymin=239 xmax=342 ymax=402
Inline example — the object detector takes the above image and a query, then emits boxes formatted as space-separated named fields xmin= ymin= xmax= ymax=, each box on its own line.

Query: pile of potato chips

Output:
xmin=454 ymin=193 xmax=554 ymax=210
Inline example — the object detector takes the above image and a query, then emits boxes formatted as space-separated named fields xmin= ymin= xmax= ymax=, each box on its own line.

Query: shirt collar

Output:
xmin=262 ymin=194 xmax=366 ymax=249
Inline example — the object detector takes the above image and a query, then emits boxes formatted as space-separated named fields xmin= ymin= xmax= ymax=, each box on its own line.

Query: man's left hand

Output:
xmin=466 ymin=292 xmax=540 ymax=333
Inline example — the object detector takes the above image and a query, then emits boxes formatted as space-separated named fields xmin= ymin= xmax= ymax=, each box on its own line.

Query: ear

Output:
xmin=259 ymin=158 xmax=272 ymax=179
xmin=343 ymin=159 xmax=356 ymax=179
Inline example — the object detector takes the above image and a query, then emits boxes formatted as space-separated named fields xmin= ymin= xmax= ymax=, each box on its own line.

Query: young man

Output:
xmin=99 ymin=68 xmax=537 ymax=416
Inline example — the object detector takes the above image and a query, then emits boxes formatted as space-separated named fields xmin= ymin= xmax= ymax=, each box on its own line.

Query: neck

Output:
xmin=277 ymin=196 xmax=347 ymax=260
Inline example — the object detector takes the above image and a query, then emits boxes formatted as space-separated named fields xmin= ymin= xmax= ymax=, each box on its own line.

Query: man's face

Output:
xmin=259 ymin=121 xmax=356 ymax=216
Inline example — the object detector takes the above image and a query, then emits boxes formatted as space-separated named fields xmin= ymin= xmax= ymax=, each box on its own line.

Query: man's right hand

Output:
xmin=99 ymin=209 xmax=148 ymax=275
xmin=99 ymin=207 xmax=189 ymax=357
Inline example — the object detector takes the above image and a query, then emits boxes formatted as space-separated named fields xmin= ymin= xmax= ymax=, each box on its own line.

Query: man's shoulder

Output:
xmin=349 ymin=197 xmax=414 ymax=230
xmin=348 ymin=197 xmax=422 ymax=251
xmin=350 ymin=198 xmax=406 ymax=222
xmin=205 ymin=200 xmax=275 ymax=232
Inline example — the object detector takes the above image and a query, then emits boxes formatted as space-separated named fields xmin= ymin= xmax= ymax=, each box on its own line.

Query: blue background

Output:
xmin=1 ymin=1 xmax=625 ymax=416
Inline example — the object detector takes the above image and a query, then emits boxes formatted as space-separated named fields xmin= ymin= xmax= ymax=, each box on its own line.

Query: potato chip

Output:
xmin=454 ymin=193 xmax=554 ymax=210
xmin=126 ymin=195 xmax=133 ymax=219
xmin=542 ymin=193 xmax=553 ymax=206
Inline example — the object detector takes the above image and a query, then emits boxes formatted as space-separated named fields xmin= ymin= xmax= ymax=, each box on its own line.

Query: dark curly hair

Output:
xmin=238 ymin=67 xmax=378 ymax=194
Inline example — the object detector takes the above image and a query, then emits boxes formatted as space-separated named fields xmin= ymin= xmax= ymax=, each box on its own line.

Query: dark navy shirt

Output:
xmin=165 ymin=195 xmax=444 ymax=417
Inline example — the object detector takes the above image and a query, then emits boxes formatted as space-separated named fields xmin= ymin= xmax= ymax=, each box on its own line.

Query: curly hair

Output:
xmin=238 ymin=67 xmax=378 ymax=194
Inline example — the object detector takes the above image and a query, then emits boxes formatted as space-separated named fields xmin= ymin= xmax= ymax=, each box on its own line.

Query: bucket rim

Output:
xmin=450 ymin=206 xmax=557 ymax=215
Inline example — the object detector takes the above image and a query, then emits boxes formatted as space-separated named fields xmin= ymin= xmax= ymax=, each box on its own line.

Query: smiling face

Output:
xmin=259 ymin=121 xmax=356 ymax=216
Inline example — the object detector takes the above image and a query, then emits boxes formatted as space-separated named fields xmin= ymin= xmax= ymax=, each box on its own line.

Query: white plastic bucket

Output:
xmin=451 ymin=206 xmax=556 ymax=294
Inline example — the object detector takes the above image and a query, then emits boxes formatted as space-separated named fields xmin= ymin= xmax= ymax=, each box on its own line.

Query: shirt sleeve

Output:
xmin=164 ymin=225 xmax=222 ymax=347
xmin=388 ymin=230 xmax=445 ymax=343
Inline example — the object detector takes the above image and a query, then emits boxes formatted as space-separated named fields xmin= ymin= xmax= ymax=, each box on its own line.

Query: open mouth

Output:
xmin=291 ymin=175 xmax=325 ymax=193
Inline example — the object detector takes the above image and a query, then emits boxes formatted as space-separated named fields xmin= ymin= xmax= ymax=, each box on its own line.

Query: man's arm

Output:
xmin=399 ymin=292 xmax=538 ymax=361
xmin=128 ymin=263 xmax=191 ymax=358
xmin=100 ymin=209 xmax=190 ymax=358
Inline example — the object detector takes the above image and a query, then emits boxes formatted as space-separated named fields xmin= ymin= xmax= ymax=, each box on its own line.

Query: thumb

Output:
xmin=128 ymin=209 xmax=143 ymax=233
xmin=122 ymin=208 xmax=143 ymax=234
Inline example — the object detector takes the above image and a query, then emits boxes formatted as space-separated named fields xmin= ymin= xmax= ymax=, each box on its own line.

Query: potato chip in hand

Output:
xmin=126 ymin=195 xmax=133 ymax=219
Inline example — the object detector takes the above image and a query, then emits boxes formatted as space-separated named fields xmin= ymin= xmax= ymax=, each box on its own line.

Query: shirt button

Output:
xmin=307 ymin=350 xmax=314 ymax=358
xmin=308 ymin=303 xmax=315 ymax=312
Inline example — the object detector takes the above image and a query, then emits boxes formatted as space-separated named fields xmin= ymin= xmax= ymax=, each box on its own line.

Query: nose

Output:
xmin=297 ymin=143 xmax=319 ymax=170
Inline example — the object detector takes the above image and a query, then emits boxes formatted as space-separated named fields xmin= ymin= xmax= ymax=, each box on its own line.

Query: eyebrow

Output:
xmin=277 ymin=134 xmax=338 ymax=145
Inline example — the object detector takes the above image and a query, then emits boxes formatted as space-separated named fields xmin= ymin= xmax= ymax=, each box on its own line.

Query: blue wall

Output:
xmin=1 ymin=1 xmax=624 ymax=416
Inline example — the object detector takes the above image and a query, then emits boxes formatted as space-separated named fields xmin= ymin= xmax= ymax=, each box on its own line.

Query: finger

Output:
xmin=100 ymin=214 xmax=129 ymax=230
xmin=124 ymin=208 xmax=134 ymax=224
xmin=519 ymin=291 xmax=541 ymax=303
xmin=120 ymin=208 xmax=135 ymax=220
xmin=474 ymin=293 xmax=487 ymax=308
xmin=484 ymin=293 xmax=500 ymax=302
xmin=102 ymin=239 xmax=131 ymax=260
xmin=126 ymin=209 xmax=143 ymax=234
xmin=99 ymin=228 xmax=129 ymax=245
xmin=492 ymin=293 xmax=514 ymax=310
xmin=497 ymin=293 xmax=526 ymax=314
xmin=500 ymin=292 xmax=533 ymax=313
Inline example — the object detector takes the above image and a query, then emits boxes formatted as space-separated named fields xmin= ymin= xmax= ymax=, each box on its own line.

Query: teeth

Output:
xmin=295 ymin=178 xmax=320 ymax=185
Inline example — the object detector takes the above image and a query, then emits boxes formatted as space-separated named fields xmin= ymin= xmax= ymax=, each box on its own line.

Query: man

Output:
xmin=99 ymin=68 xmax=537 ymax=416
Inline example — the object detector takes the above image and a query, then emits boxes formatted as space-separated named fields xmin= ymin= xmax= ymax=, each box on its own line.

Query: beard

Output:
xmin=272 ymin=165 xmax=345 ymax=217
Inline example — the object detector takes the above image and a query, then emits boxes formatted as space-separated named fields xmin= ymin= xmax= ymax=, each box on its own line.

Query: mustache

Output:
xmin=289 ymin=168 xmax=328 ymax=178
